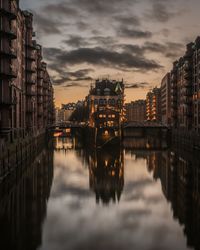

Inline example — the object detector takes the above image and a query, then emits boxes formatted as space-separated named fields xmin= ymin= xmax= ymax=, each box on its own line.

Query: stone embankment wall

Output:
xmin=0 ymin=133 xmax=48 ymax=181
xmin=171 ymin=129 xmax=200 ymax=151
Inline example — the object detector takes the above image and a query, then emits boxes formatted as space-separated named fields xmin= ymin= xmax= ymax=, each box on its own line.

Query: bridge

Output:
xmin=123 ymin=121 xmax=169 ymax=129
xmin=50 ymin=121 xmax=169 ymax=129
xmin=49 ymin=122 xmax=86 ymax=129
xmin=123 ymin=121 xmax=170 ymax=138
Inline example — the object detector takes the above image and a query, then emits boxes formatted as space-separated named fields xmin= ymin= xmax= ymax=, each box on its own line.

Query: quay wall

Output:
xmin=171 ymin=129 xmax=200 ymax=151
xmin=0 ymin=132 xmax=50 ymax=182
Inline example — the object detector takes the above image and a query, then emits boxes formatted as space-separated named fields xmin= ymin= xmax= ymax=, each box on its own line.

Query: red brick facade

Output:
xmin=0 ymin=0 xmax=54 ymax=143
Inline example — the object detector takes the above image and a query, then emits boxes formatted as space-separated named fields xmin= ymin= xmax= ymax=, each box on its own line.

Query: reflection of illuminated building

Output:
xmin=88 ymin=147 xmax=124 ymax=205
xmin=0 ymin=149 xmax=54 ymax=250
xmin=148 ymin=148 xmax=200 ymax=250
xmin=123 ymin=137 xmax=168 ymax=150
xmin=54 ymin=136 xmax=83 ymax=150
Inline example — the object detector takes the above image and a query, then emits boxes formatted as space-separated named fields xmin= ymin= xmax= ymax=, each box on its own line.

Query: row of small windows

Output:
xmin=96 ymin=88 xmax=110 ymax=95
xmin=94 ymin=99 xmax=121 ymax=105
xmin=99 ymin=114 xmax=116 ymax=118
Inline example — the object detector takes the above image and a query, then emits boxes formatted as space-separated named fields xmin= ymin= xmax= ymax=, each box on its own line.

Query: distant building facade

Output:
xmin=0 ymin=0 xmax=54 ymax=143
xmin=161 ymin=73 xmax=171 ymax=125
xmin=125 ymin=100 xmax=146 ymax=122
xmin=55 ymin=102 xmax=85 ymax=123
xmin=146 ymin=87 xmax=161 ymax=122
xmin=169 ymin=37 xmax=200 ymax=133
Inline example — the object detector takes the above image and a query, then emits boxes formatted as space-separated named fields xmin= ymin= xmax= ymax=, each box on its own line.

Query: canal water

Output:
xmin=0 ymin=135 xmax=199 ymax=250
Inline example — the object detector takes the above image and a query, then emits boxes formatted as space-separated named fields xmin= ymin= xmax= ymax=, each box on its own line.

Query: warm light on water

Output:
xmin=0 ymin=136 xmax=198 ymax=250
xmin=38 ymin=137 xmax=191 ymax=250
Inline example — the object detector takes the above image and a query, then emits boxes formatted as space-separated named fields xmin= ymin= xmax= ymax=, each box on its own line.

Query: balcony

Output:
xmin=26 ymin=75 xmax=35 ymax=85
xmin=26 ymin=43 xmax=37 ymax=51
xmin=0 ymin=66 xmax=17 ymax=79
xmin=0 ymin=1 xmax=17 ymax=20
xmin=26 ymin=61 xmax=36 ymax=73
xmin=0 ymin=46 xmax=17 ymax=59
xmin=37 ymin=78 xmax=43 ymax=86
xmin=26 ymin=50 xmax=36 ymax=61
xmin=26 ymin=86 xmax=36 ymax=96
xmin=37 ymin=70 xmax=43 ymax=79
xmin=0 ymin=24 xmax=17 ymax=40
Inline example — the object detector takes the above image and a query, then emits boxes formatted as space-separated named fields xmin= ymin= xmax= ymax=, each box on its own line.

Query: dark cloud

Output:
xmin=75 ymin=21 xmax=89 ymax=31
xmin=70 ymin=0 xmax=137 ymax=15
xmin=44 ymin=47 xmax=162 ymax=72
xmin=69 ymin=69 xmax=94 ymax=78
xmin=114 ymin=15 xmax=141 ymax=26
xmin=91 ymin=36 xmax=116 ymax=47
xmin=146 ymin=1 xmax=176 ymax=23
xmin=52 ymin=69 xmax=94 ymax=86
xmin=33 ymin=13 xmax=64 ymax=34
xmin=53 ymin=77 xmax=72 ymax=85
xmin=63 ymin=83 xmax=89 ymax=88
xmin=119 ymin=44 xmax=144 ymax=56
xmin=42 ymin=2 xmax=78 ymax=17
xmin=143 ymin=41 xmax=185 ymax=59
xmin=125 ymin=82 xmax=150 ymax=89
xmin=119 ymin=41 xmax=184 ymax=60
xmin=63 ymin=36 xmax=90 ymax=48
xmin=117 ymin=26 xmax=152 ymax=39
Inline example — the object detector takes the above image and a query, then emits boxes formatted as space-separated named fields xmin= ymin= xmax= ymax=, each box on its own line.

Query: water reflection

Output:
xmin=1 ymin=135 xmax=200 ymax=250
xmin=126 ymin=148 xmax=200 ymax=250
xmin=86 ymin=147 xmax=124 ymax=204
xmin=0 ymin=148 xmax=54 ymax=250
xmin=151 ymin=149 xmax=200 ymax=250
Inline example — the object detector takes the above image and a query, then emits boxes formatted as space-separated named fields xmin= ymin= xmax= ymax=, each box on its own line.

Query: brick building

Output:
xmin=170 ymin=38 xmax=200 ymax=132
xmin=88 ymin=79 xmax=125 ymax=128
xmin=146 ymin=87 xmax=161 ymax=122
xmin=0 ymin=0 xmax=54 ymax=143
xmin=161 ymin=73 xmax=171 ymax=125
xmin=125 ymin=100 xmax=146 ymax=122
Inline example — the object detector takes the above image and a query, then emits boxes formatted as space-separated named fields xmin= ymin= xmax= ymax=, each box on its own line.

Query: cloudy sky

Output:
xmin=20 ymin=0 xmax=200 ymax=106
